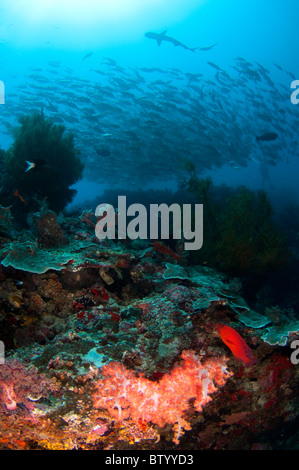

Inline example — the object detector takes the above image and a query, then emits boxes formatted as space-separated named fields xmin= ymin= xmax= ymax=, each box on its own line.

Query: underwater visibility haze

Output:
xmin=0 ymin=0 xmax=298 ymax=451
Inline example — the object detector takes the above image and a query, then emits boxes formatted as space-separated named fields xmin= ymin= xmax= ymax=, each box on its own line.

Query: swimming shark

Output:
xmin=145 ymin=31 xmax=198 ymax=52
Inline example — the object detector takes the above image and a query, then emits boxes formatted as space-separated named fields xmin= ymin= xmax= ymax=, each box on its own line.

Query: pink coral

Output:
xmin=93 ymin=350 xmax=232 ymax=440
xmin=0 ymin=359 xmax=48 ymax=412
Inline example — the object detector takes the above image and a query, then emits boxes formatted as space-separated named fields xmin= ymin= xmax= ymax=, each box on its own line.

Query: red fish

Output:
xmin=14 ymin=188 xmax=27 ymax=205
xmin=216 ymin=323 xmax=257 ymax=367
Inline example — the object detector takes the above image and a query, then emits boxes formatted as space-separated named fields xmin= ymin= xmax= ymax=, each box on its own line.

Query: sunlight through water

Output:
xmin=1 ymin=0 xmax=207 ymax=47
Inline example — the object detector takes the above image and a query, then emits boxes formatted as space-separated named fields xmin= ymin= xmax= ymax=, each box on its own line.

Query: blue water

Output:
xmin=1 ymin=2 xmax=299 ymax=450
xmin=0 ymin=0 xmax=298 ymax=208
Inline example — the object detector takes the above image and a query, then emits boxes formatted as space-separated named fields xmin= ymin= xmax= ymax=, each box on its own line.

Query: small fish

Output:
xmin=82 ymin=52 xmax=93 ymax=61
xmin=25 ymin=159 xmax=46 ymax=172
xmin=25 ymin=161 xmax=35 ymax=172
xmin=273 ymin=63 xmax=283 ymax=72
xmin=287 ymin=70 xmax=296 ymax=80
xmin=207 ymin=61 xmax=223 ymax=71
xmin=217 ymin=323 xmax=257 ymax=367
xmin=256 ymin=132 xmax=278 ymax=142
xmin=14 ymin=189 xmax=27 ymax=205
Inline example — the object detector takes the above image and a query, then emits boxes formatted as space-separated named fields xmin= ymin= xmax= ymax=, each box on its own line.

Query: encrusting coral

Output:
xmin=0 ymin=358 xmax=49 ymax=412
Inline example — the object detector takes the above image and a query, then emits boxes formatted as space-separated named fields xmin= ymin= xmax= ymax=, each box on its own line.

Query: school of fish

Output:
xmin=1 ymin=50 xmax=298 ymax=188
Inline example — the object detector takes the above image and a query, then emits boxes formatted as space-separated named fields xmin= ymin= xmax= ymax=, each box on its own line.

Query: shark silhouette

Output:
xmin=145 ymin=31 xmax=198 ymax=52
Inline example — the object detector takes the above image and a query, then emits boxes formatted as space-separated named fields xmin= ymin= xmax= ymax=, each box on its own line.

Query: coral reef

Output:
xmin=33 ymin=210 xmax=69 ymax=248
xmin=0 ymin=358 xmax=49 ymax=412
xmin=0 ymin=207 xmax=298 ymax=450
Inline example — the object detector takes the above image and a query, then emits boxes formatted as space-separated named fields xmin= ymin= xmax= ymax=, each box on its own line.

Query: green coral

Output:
xmin=182 ymin=170 xmax=288 ymax=279
xmin=214 ymin=189 xmax=288 ymax=277
xmin=0 ymin=204 xmax=14 ymax=238
xmin=2 ymin=110 xmax=83 ymax=216
xmin=181 ymin=160 xmax=212 ymax=205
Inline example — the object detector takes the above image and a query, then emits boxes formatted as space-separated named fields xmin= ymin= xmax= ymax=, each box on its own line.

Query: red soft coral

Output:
xmin=93 ymin=350 xmax=232 ymax=441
